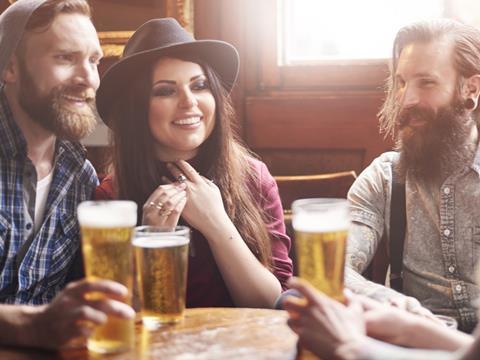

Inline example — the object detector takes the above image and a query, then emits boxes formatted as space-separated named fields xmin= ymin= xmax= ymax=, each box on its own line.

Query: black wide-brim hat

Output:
xmin=96 ymin=18 xmax=240 ymax=127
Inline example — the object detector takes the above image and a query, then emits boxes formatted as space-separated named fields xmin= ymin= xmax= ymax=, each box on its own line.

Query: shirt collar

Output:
xmin=56 ymin=139 xmax=87 ymax=170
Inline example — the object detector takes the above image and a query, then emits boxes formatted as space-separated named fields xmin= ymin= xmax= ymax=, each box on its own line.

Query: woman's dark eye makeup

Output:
xmin=191 ymin=79 xmax=209 ymax=91
xmin=151 ymin=76 xmax=209 ymax=96
xmin=152 ymin=86 xmax=175 ymax=96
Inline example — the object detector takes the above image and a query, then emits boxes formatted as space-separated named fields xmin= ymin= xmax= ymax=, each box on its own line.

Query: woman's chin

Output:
xmin=154 ymin=146 xmax=200 ymax=162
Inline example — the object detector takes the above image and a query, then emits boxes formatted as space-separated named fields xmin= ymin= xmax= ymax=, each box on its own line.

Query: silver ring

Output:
xmin=177 ymin=174 xmax=187 ymax=183
xmin=148 ymin=201 xmax=156 ymax=207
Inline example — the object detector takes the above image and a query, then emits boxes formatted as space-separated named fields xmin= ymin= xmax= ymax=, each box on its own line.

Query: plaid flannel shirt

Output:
xmin=0 ymin=86 xmax=98 ymax=304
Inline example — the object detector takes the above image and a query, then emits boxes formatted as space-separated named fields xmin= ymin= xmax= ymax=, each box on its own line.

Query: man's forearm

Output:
xmin=402 ymin=316 xmax=474 ymax=351
xmin=345 ymin=266 xmax=402 ymax=301
xmin=336 ymin=336 xmax=459 ymax=360
xmin=345 ymin=223 xmax=403 ymax=301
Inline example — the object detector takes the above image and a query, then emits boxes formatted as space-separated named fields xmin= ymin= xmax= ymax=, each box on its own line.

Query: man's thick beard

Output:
xmin=395 ymin=99 xmax=476 ymax=183
xmin=17 ymin=64 xmax=99 ymax=142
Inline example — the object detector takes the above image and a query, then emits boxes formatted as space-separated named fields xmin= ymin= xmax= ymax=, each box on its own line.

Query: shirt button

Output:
xmin=25 ymin=223 xmax=32 ymax=230
xmin=444 ymin=229 xmax=451 ymax=236
xmin=448 ymin=266 xmax=455 ymax=273
xmin=443 ymin=187 xmax=451 ymax=194
xmin=455 ymin=285 xmax=462 ymax=293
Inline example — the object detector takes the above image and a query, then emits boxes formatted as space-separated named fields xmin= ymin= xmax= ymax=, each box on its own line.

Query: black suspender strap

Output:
xmin=389 ymin=163 xmax=406 ymax=292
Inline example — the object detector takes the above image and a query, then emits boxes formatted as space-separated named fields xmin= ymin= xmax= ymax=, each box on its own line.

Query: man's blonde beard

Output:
xmin=50 ymin=94 xmax=99 ymax=141
xmin=17 ymin=57 xmax=100 ymax=142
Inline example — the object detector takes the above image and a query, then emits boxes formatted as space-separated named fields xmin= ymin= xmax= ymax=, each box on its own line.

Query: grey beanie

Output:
xmin=0 ymin=0 xmax=48 ymax=78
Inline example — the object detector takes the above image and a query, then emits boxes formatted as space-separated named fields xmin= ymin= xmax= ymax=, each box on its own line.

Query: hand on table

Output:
xmin=368 ymin=287 xmax=443 ymax=325
xmin=387 ymin=295 xmax=442 ymax=324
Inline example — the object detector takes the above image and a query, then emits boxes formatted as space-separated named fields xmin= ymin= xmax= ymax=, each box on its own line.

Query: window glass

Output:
xmin=279 ymin=0 xmax=479 ymax=64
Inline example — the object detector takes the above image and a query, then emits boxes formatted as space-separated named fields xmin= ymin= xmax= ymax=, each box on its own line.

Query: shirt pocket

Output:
xmin=51 ymin=212 xmax=80 ymax=272
xmin=21 ymin=212 xmax=78 ymax=299
xmin=470 ymin=225 xmax=480 ymax=269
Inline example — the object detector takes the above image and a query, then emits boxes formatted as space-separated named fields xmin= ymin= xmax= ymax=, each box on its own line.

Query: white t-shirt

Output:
xmin=34 ymin=171 xmax=54 ymax=233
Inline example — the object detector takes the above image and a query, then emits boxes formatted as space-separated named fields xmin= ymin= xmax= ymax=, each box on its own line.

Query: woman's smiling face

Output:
xmin=148 ymin=57 xmax=216 ymax=161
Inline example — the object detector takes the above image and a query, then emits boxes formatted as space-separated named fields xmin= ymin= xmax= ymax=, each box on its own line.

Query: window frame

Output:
xmin=251 ymin=0 xmax=476 ymax=93
xmin=250 ymin=0 xmax=392 ymax=93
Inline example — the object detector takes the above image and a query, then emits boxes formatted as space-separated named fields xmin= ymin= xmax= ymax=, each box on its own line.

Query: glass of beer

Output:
xmin=133 ymin=226 xmax=190 ymax=329
xmin=292 ymin=198 xmax=350 ymax=301
xmin=77 ymin=201 xmax=137 ymax=353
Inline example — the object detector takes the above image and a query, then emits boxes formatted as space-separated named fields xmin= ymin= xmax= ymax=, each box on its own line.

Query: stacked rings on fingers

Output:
xmin=177 ymin=174 xmax=187 ymax=183
xmin=148 ymin=201 xmax=163 ymax=210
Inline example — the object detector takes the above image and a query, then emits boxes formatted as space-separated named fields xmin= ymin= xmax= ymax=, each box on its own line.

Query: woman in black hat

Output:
xmin=95 ymin=18 xmax=292 ymax=308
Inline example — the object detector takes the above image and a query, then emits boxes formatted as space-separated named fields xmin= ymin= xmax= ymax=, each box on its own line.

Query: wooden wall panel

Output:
xmin=245 ymin=93 xmax=392 ymax=175
xmin=258 ymin=149 xmax=365 ymax=176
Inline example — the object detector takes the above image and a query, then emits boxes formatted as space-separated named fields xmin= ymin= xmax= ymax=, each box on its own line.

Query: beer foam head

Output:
xmin=133 ymin=236 xmax=189 ymax=248
xmin=292 ymin=198 xmax=350 ymax=233
xmin=78 ymin=201 xmax=137 ymax=228
xmin=135 ymin=225 xmax=190 ymax=238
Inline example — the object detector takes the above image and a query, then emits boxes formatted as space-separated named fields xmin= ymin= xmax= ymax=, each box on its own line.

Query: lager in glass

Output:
xmin=133 ymin=226 xmax=190 ymax=329
xmin=292 ymin=198 xmax=349 ymax=301
xmin=77 ymin=201 xmax=137 ymax=353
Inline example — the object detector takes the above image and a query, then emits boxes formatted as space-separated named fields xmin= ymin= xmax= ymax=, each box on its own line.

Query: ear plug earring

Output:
xmin=465 ymin=98 xmax=477 ymax=110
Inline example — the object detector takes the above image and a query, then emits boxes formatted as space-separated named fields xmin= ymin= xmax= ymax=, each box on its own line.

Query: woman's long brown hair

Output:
xmin=108 ymin=53 xmax=273 ymax=268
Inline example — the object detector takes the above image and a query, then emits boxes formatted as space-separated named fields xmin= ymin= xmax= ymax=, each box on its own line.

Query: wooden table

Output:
xmin=0 ymin=308 xmax=312 ymax=359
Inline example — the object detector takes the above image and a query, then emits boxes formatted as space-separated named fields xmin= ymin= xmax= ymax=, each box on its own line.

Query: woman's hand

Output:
xmin=387 ymin=295 xmax=442 ymax=324
xmin=166 ymin=160 xmax=228 ymax=233
xmin=142 ymin=182 xmax=187 ymax=230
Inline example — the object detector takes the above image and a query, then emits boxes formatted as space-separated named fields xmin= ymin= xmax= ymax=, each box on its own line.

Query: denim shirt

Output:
xmin=0 ymin=86 xmax=98 ymax=305
xmin=347 ymin=150 xmax=480 ymax=332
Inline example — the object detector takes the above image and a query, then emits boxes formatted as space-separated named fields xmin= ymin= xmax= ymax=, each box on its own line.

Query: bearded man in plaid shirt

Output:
xmin=0 ymin=0 xmax=134 ymax=349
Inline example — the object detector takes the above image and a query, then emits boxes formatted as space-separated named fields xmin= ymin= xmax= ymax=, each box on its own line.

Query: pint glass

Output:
xmin=292 ymin=198 xmax=349 ymax=301
xmin=133 ymin=226 xmax=190 ymax=329
xmin=77 ymin=201 xmax=137 ymax=353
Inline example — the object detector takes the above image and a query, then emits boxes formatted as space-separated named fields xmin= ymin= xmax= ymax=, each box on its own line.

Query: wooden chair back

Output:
xmin=274 ymin=170 xmax=357 ymax=213
xmin=274 ymin=171 xmax=357 ymax=275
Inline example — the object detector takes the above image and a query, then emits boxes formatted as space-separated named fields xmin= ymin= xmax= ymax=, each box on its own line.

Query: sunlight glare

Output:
xmin=280 ymin=0 xmax=445 ymax=63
